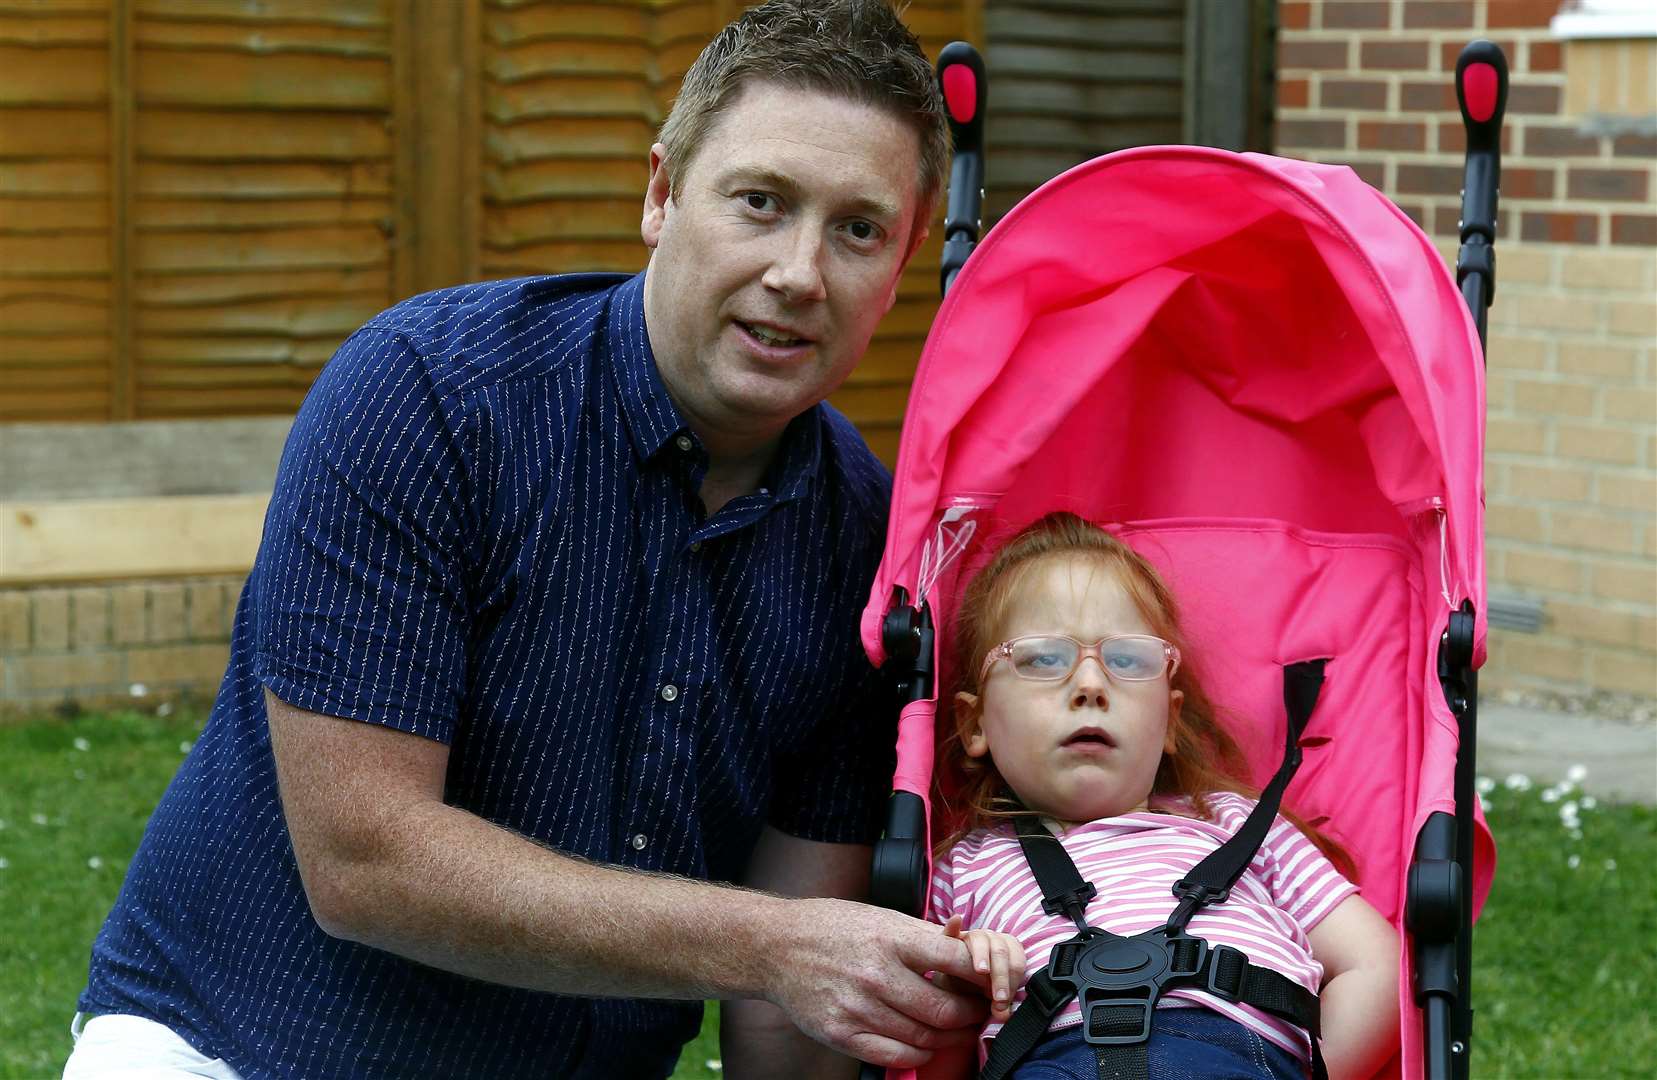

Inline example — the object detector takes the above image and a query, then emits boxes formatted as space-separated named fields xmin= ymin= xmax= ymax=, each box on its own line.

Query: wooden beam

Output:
xmin=0 ymin=495 xmax=269 ymax=585
xmin=1183 ymin=0 xmax=1254 ymax=152
xmin=392 ymin=0 xmax=481 ymax=300
xmin=108 ymin=0 xmax=136 ymax=419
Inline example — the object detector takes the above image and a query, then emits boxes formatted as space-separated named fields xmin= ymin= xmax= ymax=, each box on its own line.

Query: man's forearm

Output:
xmin=311 ymin=796 xmax=788 ymax=1001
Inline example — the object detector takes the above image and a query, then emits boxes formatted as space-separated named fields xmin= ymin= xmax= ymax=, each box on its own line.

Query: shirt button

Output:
xmin=674 ymin=434 xmax=694 ymax=452
xmin=758 ymin=487 xmax=770 ymax=495
xmin=631 ymin=833 xmax=649 ymax=851
xmin=659 ymin=683 xmax=679 ymax=702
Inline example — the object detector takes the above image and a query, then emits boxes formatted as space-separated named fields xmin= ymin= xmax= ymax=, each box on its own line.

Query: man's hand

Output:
xmin=759 ymin=898 xmax=987 ymax=1068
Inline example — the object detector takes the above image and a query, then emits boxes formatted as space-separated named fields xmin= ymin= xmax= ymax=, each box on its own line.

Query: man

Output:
xmin=66 ymin=2 xmax=987 ymax=1077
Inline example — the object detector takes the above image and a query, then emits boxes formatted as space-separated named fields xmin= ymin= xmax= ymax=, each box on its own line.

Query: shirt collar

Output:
xmin=605 ymin=270 xmax=823 ymax=504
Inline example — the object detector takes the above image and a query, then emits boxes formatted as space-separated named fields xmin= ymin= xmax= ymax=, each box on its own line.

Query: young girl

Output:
xmin=931 ymin=512 xmax=1398 ymax=1080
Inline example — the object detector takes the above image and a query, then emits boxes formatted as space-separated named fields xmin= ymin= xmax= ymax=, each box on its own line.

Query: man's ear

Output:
xmin=1165 ymin=688 xmax=1184 ymax=755
xmin=641 ymin=143 xmax=672 ymax=250
xmin=955 ymin=691 xmax=988 ymax=758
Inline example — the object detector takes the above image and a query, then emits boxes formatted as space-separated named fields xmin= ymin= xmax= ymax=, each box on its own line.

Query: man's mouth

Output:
xmin=1063 ymin=727 xmax=1117 ymax=750
xmin=736 ymin=320 xmax=810 ymax=349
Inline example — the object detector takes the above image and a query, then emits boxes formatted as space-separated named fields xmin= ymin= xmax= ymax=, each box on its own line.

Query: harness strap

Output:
xmin=1169 ymin=659 xmax=1327 ymax=931
xmin=1014 ymin=815 xmax=1097 ymax=934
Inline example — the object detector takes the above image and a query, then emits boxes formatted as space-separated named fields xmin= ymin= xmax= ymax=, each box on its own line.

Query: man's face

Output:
xmin=641 ymin=81 xmax=925 ymax=448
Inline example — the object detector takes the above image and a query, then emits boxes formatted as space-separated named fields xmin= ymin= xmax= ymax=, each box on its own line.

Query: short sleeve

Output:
xmin=766 ymin=657 xmax=896 ymax=845
xmin=1262 ymin=814 xmax=1360 ymax=932
xmin=252 ymin=328 xmax=474 ymax=742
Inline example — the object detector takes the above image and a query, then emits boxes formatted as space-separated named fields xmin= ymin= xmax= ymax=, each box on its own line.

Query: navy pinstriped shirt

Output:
xmin=80 ymin=272 xmax=896 ymax=1078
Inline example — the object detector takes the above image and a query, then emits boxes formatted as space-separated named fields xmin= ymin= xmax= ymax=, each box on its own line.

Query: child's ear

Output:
xmin=955 ymin=691 xmax=989 ymax=758
xmin=1164 ymin=688 xmax=1184 ymax=755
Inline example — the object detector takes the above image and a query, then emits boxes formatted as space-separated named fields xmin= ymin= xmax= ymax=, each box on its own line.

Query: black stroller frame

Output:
xmin=862 ymin=39 xmax=1509 ymax=1080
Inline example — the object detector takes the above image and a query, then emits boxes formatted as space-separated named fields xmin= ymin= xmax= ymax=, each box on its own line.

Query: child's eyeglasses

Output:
xmin=979 ymin=634 xmax=1181 ymax=685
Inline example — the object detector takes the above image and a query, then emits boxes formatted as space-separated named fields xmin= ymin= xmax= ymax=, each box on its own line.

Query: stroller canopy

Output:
xmin=862 ymin=146 xmax=1486 ymax=669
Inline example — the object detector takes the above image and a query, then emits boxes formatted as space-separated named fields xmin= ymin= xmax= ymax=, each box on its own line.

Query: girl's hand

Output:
xmin=942 ymin=915 xmax=1026 ymax=1021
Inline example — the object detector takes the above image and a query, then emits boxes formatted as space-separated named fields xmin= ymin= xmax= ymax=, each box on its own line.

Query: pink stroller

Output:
xmin=858 ymin=42 xmax=1509 ymax=1080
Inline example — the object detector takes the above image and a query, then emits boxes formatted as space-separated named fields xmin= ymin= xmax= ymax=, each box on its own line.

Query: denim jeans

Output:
xmin=1008 ymin=1007 xmax=1307 ymax=1080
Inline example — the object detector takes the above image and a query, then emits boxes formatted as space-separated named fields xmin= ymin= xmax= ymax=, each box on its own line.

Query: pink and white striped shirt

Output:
xmin=929 ymin=793 xmax=1357 ymax=1064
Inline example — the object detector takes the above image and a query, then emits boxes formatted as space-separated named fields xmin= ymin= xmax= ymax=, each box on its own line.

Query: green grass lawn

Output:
xmin=2 ymin=708 xmax=1651 ymax=1078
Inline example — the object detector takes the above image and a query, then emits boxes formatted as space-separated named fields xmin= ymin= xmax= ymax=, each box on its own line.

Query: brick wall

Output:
xmin=1277 ymin=0 xmax=1656 ymax=701
xmin=0 ymin=577 xmax=243 ymax=714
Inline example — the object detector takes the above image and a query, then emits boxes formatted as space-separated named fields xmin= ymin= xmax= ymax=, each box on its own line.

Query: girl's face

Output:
xmin=956 ymin=555 xmax=1183 ymax=825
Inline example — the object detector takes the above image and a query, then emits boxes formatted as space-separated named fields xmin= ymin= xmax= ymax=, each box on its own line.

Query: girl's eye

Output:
xmin=1104 ymin=650 xmax=1154 ymax=676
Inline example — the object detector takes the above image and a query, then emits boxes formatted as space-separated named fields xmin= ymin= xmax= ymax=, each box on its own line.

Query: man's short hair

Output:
xmin=659 ymin=0 xmax=949 ymax=220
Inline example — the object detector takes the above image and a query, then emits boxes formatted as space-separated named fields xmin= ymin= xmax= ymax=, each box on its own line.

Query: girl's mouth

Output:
xmin=1063 ymin=727 xmax=1116 ymax=750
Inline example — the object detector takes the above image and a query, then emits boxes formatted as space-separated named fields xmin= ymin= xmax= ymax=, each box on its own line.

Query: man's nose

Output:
xmin=762 ymin=224 xmax=827 ymax=302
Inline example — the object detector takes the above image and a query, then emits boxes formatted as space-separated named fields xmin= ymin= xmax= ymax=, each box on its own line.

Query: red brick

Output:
xmin=1505 ymin=83 xmax=1562 ymax=116
xmin=1397 ymin=162 xmax=1463 ymax=195
xmin=1325 ymin=2 xmax=1390 ymax=29
xmin=1277 ymin=118 xmax=1348 ymax=149
xmin=1361 ymin=39 xmax=1430 ymax=70
xmin=1520 ymin=211 xmax=1599 ymax=245
xmin=1280 ymin=2 xmax=1312 ymax=30
xmin=1321 ymin=78 xmax=1388 ymax=110
xmin=1279 ymin=39 xmax=1351 ymax=70
xmin=1326 ymin=158 xmax=1387 ymax=188
xmin=1279 ymin=78 xmax=1310 ymax=108
xmin=1359 ymin=120 xmax=1426 ymax=151
xmin=1401 ymin=81 xmax=1457 ymax=112
xmin=1441 ymin=40 xmax=1517 ymax=72
xmin=1487 ymin=0 xmax=1562 ymax=29
xmin=1611 ymin=214 xmax=1657 ymax=247
xmin=1501 ymin=167 xmax=1556 ymax=199
xmin=1613 ymin=134 xmax=1657 ymax=158
xmin=1527 ymin=41 xmax=1561 ymax=72
xmin=1431 ymin=205 xmax=1461 ymax=238
xmin=1524 ymin=125 xmax=1602 ymax=157
xmin=1438 ymin=122 xmax=1514 ymax=155
xmin=1408 ymin=1 xmax=1474 ymax=28
xmin=1568 ymin=167 xmax=1651 ymax=202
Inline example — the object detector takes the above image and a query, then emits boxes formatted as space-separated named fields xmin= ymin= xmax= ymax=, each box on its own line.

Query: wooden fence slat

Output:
xmin=137 ymin=110 xmax=391 ymax=160
xmin=0 ymin=45 xmax=108 ymax=104
xmin=135 ymin=50 xmax=390 ymax=110
xmin=134 ymin=0 xmax=387 ymax=29
xmin=136 ymin=160 xmax=392 ymax=198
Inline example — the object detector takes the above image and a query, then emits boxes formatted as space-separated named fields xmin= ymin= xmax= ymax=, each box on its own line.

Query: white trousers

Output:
xmin=63 ymin=1014 xmax=244 ymax=1080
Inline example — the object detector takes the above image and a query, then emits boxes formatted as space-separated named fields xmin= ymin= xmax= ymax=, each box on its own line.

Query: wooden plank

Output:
xmin=484 ymin=77 xmax=658 ymax=123
xmin=0 ymin=45 xmax=108 ymax=104
xmin=136 ymin=196 xmax=387 ymax=229
xmin=0 ymin=332 xmax=105 ymax=360
xmin=1 ymin=160 xmax=109 ymax=195
xmin=110 ymin=0 xmax=135 ymax=418
xmin=392 ymin=0 xmax=480 ymax=298
xmin=139 ymin=266 xmax=389 ymax=305
xmin=137 ymin=110 xmax=391 ymax=160
xmin=135 ymin=385 xmax=308 ymax=415
xmin=0 ymin=277 xmax=108 ymax=303
xmin=135 ymin=50 xmax=389 ymax=110
xmin=0 ymin=13 xmax=107 ymax=46
xmin=487 ymin=39 xmax=653 ymax=82
xmin=0 ymin=197 xmax=110 ymax=231
xmin=134 ymin=0 xmax=387 ymax=28
xmin=0 ymin=233 xmax=109 ymax=274
xmin=0 ymin=494 xmax=269 ymax=583
xmin=136 ymin=294 xmax=380 ymax=336
xmin=984 ymin=8 xmax=1180 ymax=46
xmin=0 ymin=107 xmax=108 ymax=155
xmin=135 ymin=19 xmax=387 ymax=55
xmin=137 ymin=160 xmax=392 ymax=197
xmin=485 ymin=116 xmax=656 ymax=163
xmin=0 ymin=295 xmax=108 ymax=333
xmin=0 ymin=390 xmax=110 ymax=421
xmin=135 ymin=224 xmax=386 ymax=273
xmin=480 ymin=240 xmax=645 ymax=277
xmin=139 ymin=363 xmax=323 ymax=388
xmin=136 ymin=336 xmax=335 ymax=363
xmin=483 ymin=158 xmax=644 ymax=201
xmin=485 ymin=198 xmax=643 ymax=247
xmin=487 ymin=4 xmax=651 ymax=45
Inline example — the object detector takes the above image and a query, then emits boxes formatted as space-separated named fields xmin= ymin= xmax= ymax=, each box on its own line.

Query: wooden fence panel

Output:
xmin=0 ymin=1 xmax=114 ymax=421
xmin=130 ymin=0 xmax=395 ymax=418
xmin=0 ymin=0 xmax=977 ymax=454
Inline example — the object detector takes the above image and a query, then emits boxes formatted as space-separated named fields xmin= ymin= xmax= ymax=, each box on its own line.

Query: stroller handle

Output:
xmin=1453 ymin=41 xmax=1508 ymax=351
xmin=937 ymin=41 xmax=987 ymax=296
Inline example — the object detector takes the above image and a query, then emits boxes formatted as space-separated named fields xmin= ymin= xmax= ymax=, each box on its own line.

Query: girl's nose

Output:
xmin=1070 ymin=658 xmax=1109 ymax=709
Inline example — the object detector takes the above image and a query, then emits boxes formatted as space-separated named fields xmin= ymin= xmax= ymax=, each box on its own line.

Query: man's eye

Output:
xmin=846 ymin=220 xmax=878 ymax=242
xmin=742 ymin=192 xmax=777 ymax=212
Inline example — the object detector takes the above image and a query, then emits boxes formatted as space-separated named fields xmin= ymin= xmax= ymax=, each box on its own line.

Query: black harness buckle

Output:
xmin=1205 ymin=944 xmax=1248 ymax=1002
xmin=1084 ymin=998 xmax=1156 ymax=1045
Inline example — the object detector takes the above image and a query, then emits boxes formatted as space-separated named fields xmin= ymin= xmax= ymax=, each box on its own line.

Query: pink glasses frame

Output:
xmin=978 ymin=633 xmax=1182 ymax=686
